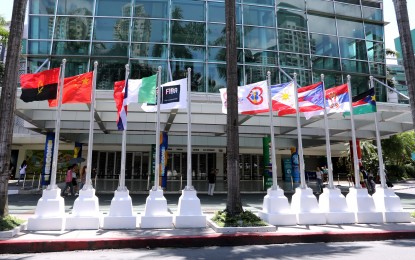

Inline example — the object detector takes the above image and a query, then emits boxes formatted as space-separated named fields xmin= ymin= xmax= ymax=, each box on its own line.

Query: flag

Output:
xmin=48 ymin=71 xmax=93 ymax=107
xmin=277 ymin=82 xmax=325 ymax=116
xmin=220 ymin=80 xmax=269 ymax=114
xmin=141 ymin=78 xmax=187 ymax=112
xmin=114 ymin=80 xmax=126 ymax=130
xmin=344 ymin=88 xmax=376 ymax=116
xmin=303 ymin=83 xmax=350 ymax=119
xmin=20 ymin=68 xmax=60 ymax=102
xmin=123 ymin=74 xmax=157 ymax=106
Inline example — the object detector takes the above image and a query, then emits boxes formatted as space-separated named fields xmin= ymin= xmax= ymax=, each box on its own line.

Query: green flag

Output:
xmin=343 ymin=88 xmax=376 ymax=116
xmin=138 ymin=74 xmax=157 ymax=104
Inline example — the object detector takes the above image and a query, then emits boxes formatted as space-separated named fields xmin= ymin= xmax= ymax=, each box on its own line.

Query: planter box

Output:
xmin=0 ymin=222 xmax=27 ymax=238
xmin=207 ymin=218 xmax=276 ymax=233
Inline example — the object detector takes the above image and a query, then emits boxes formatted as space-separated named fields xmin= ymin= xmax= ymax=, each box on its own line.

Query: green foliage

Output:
xmin=382 ymin=131 xmax=415 ymax=166
xmin=211 ymin=210 xmax=268 ymax=227
xmin=0 ymin=215 xmax=24 ymax=231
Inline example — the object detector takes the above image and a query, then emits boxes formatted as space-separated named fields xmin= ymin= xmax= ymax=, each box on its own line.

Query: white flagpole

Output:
xmin=85 ymin=61 xmax=98 ymax=190
xmin=119 ymin=64 xmax=130 ymax=191
xmin=154 ymin=66 xmax=162 ymax=190
xmin=186 ymin=68 xmax=193 ymax=190
xmin=49 ymin=59 xmax=66 ymax=190
xmin=293 ymin=73 xmax=307 ymax=189
xmin=346 ymin=75 xmax=361 ymax=188
xmin=321 ymin=74 xmax=334 ymax=189
xmin=370 ymin=76 xmax=387 ymax=189
xmin=266 ymin=71 xmax=278 ymax=189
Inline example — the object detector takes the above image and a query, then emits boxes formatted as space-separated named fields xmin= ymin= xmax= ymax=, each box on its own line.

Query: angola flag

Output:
xmin=20 ymin=68 xmax=60 ymax=102
xmin=48 ymin=71 xmax=93 ymax=107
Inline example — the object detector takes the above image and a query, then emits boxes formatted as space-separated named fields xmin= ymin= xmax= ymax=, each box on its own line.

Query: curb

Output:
xmin=1 ymin=230 xmax=415 ymax=254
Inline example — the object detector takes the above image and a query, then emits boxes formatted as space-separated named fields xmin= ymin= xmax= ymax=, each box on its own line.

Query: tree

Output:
xmin=393 ymin=0 xmax=415 ymax=130
xmin=225 ymin=0 xmax=242 ymax=216
xmin=0 ymin=0 xmax=28 ymax=217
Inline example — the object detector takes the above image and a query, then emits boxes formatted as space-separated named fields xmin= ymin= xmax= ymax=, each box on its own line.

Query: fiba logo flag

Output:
xmin=161 ymin=84 xmax=180 ymax=104
xmin=142 ymin=78 xmax=187 ymax=112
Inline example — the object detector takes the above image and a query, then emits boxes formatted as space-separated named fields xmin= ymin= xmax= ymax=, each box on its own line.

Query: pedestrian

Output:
xmin=315 ymin=167 xmax=323 ymax=193
xmin=16 ymin=160 xmax=27 ymax=186
xmin=72 ymin=164 xmax=79 ymax=195
xmin=61 ymin=165 xmax=75 ymax=196
xmin=207 ymin=168 xmax=217 ymax=196
xmin=80 ymin=165 xmax=87 ymax=189
xmin=368 ymin=174 xmax=376 ymax=195
xmin=360 ymin=167 xmax=368 ymax=188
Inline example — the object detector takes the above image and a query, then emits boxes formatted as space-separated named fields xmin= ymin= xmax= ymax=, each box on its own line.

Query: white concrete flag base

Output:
xmin=102 ymin=189 xmax=137 ymax=229
xmin=318 ymin=188 xmax=355 ymax=224
xmin=27 ymin=188 xmax=65 ymax=231
xmin=174 ymin=189 xmax=206 ymax=228
xmin=372 ymin=187 xmax=411 ymax=223
xmin=290 ymin=187 xmax=326 ymax=225
xmin=258 ymin=188 xmax=297 ymax=226
xmin=140 ymin=189 xmax=173 ymax=229
xmin=346 ymin=187 xmax=383 ymax=223
xmin=65 ymin=188 xmax=101 ymax=230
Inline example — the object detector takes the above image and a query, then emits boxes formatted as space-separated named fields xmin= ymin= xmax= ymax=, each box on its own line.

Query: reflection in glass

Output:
xmin=310 ymin=34 xmax=339 ymax=57
xmin=244 ymin=26 xmax=276 ymax=50
xmin=53 ymin=41 xmax=89 ymax=55
xmin=370 ymin=63 xmax=385 ymax=76
xmin=365 ymin=23 xmax=384 ymax=42
xmin=341 ymin=59 xmax=369 ymax=74
xmin=366 ymin=41 xmax=384 ymax=62
xmin=244 ymin=0 xmax=274 ymax=6
xmin=131 ymin=43 xmax=167 ymax=59
xmin=95 ymin=0 xmax=131 ymax=17
xmin=92 ymin=42 xmax=128 ymax=56
xmin=57 ymin=0 xmax=94 ymax=15
xmin=307 ymin=15 xmax=336 ymax=35
xmin=28 ymin=41 xmax=51 ymax=55
xmin=279 ymin=68 xmax=311 ymax=87
xmin=171 ymin=61 xmax=205 ymax=92
xmin=132 ymin=19 xmax=168 ymax=43
xmin=244 ymin=50 xmax=278 ymax=65
xmin=29 ymin=16 xmax=54 ymax=39
xmin=278 ymin=0 xmax=305 ymax=10
xmin=208 ymin=47 xmax=226 ymax=62
xmin=51 ymin=57 xmax=89 ymax=77
xmin=243 ymin=6 xmax=275 ymax=27
xmin=245 ymin=65 xmax=278 ymax=85
xmin=313 ymin=71 xmax=343 ymax=87
xmin=208 ymin=2 xmax=225 ymax=23
xmin=170 ymin=45 xmax=205 ymax=61
xmin=278 ymin=30 xmax=308 ymax=54
xmin=277 ymin=9 xmax=307 ymax=31
xmin=335 ymin=2 xmax=361 ymax=18
xmin=208 ymin=24 xmax=226 ymax=47
xmin=339 ymin=38 xmax=367 ymax=60
xmin=94 ymin=18 xmax=130 ymax=41
xmin=172 ymin=0 xmax=205 ymax=21
xmin=279 ymin=52 xmax=310 ymax=69
xmin=363 ymin=7 xmax=382 ymax=21
xmin=30 ymin=0 xmax=56 ymax=14
xmin=54 ymin=17 xmax=92 ymax=40
xmin=134 ymin=0 xmax=168 ymax=18
xmin=312 ymin=56 xmax=341 ymax=71
xmin=348 ymin=74 xmax=369 ymax=96
xmin=130 ymin=60 xmax=168 ymax=82
xmin=93 ymin=58 xmax=128 ymax=90
xmin=208 ymin=63 xmax=226 ymax=93
xmin=337 ymin=19 xmax=364 ymax=39
xmin=171 ymin=21 xmax=205 ymax=45
xmin=307 ymin=0 xmax=333 ymax=13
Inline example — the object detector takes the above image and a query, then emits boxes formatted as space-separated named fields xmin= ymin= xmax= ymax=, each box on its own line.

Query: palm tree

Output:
xmin=393 ymin=0 xmax=415 ymax=130
xmin=225 ymin=0 xmax=243 ymax=215
xmin=0 ymin=0 xmax=28 ymax=217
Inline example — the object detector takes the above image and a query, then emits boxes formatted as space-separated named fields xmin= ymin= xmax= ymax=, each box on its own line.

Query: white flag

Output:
xmin=141 ymin=78 xmax=187 ymax=112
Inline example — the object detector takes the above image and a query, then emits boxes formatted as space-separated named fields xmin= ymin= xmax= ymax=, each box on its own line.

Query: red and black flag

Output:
xmin=20 ymin=68 xmax=60 ymax=102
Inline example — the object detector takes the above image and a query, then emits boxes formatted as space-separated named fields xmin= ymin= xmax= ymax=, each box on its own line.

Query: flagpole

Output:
xmin=85 ymin=61 xmax=98 ymax=190
xmin=49 ymin=59 xmax=66 ymax=190
xmin=293 ymin=73 xmax=307 ymax=189
xmin=321 ymin=74 xmax=334 ymax=189
xmin=119 ymin=64 xmax=130 ymax=191
xmin=266 ymin=71 xmax=278 ymax=189
xmin=154 ymin=66 xmax=162 ymax=190
xmin=346 ymin=75 xmax=361 ymax=188
xmin=186 ymin=68 xmax=193 ymax=190
xmin=370 ymin=76 xmax=387 ymax=189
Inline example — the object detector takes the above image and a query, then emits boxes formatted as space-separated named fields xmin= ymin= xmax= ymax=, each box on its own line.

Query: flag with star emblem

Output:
xmin=48 ymin=71 xmax=93 ymax=107
xmin=343 ymin=88 xmax=376 ymax=116
xmin=20 ymin=68 xmax=60 ymax=102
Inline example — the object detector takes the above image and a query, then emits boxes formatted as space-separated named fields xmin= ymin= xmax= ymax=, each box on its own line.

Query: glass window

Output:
xmin=170 ymin=61 xmax=205 ymax=92
xmin=245 ymin=65 xmax=278 ymax=85
xmin=170 ymin=45 xmax=205 ymax=61
xmin=365 ymin=23 xmax=383 ymax=42
xmin=335 ymin=2 xmax=361 ymax=18
xmin=30 ymin=0 xmax=56 ymax=14
xmin=312 ymin=56 xmax=341 ymax=71
xmin=134 ymin=0 xmax=169 ymax=19
xmin=366 ymin=41 xmax=384 ymax=62
xmin=362 ymin=7 xmax=382 ymax=21
xmin=244 ymin=0 xmax=274 ymax=6
xmin=278 ymin=29 xmax=308 ymax=54
xmin=347 ymin=74 xmax=370 ymax=96
xmin=131 ymin=43 xmax=167 ymax=59
xmin=95 ymin=0 xmax=132 ymax=17
xmin=57 ymin=0 xmax=94 ymax=15
xmin=307 ymin=0 xmax=333 ymax=13
xmin=277 ymin=9 xmax=307 ymax=31
xmin=92 ymin=42 xmax=129 ymax=56
xmin=208 ymin=47 xmax=226 ymax=62
xmin=54 ymin=16 xmax=92 ymax=40
xmin=50 ymin=57 xmax=89 ymax=77
xmin=28 ymin=40 xmax=51 ymax=55
xmin=171 ymin=0 xmax=205 ymax=21
xmin=29 ymin=16 xmax=54 ymax=39
xmin=94 ymin=58 xmax=129 ymax=90
xmin=208 ymin=2 xmax=241 ymax=24
xmin=208 ymin=63 xmax=226 ymax=93
xmin=244 ymin=26 xmax=276 ymax=50
xmin=53 ymin=41 xmax=90 ymax=55
xmin=313 ymin=71 xmax=343 ymax=87
xmin=244 ymin=50 xmax=278 ymax=65
xmin=94 ymin=18 xmax=130 ymax=41
xmin=278 ymin=0 xmax=305 ymax=10
xmin=208 ymin=23 xmax=226 ymax=47
xmin=279 ymin=52 xmax=310 ymax=69
xmin=370 ymin=63 xmax=385 ymax=76
xmin=279 ymin=68 xmax=311 ymax=87
xmin=307 ymin=15 xmax=336 ymax=35
xmin=341 ymin=59 xmax=369 ymax=74
xmin=339 ymin=38 xmax=367 ymax=60
xmin=337 ymin=19 xmax=364 ymax=39
xmin=132 ymin=19 xmax=168 ymax=43
xmin=171 ymin=21 xmax=205 ymax=45
xmin=243 ymin=6 xmax=275 ymax=27
xmin=310 ymin=34 xmax=339 ymax=57
xmin=130 ymin=60 xmax=168 ymax=83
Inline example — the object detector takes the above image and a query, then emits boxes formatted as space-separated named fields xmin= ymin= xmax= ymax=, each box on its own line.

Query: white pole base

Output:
xmin=258 ymin=188 xmax=296 ymax=226
xmin=346 ymin=187 xmax=383 ymax=223
xmin=319 ymin=187 xmax=355 ymax=224
xmin=65 ymin=188 xmax=101 ymax=230
xmin=140 ymin=189 xmax=173 ymax=229
xmin=174 ymin=189 xmax=206 ymax=228
xmin=27 ymin=188 xmax=65 ymax=231
xmin=291 ymin=187 xmax=326 ymax=225
xmin=372 ymin=187 xmax=411 ymax=223
xmin=102 ymin=189 xmax=137 ymax=229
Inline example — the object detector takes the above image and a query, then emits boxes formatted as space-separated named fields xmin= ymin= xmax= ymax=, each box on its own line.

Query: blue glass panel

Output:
xmin=172 ymin=0 xmax=205 ymax=21
xmin=54 ymin=17 xmax=92 ymax=40
xmin=310 ymin=34 xmax=339 ymax=57
xmin=277 ymin=9 xmax=307 ymax=31
xmin=208 ymin=63 xmax=226 ymax=93
xmin=171 ymin=21 xmax=205 ymax=45
xmin=278 ymin=29 xmax=308 ymax=54
xmin=244 ymin=26 xmax=276 ymax=50
xmin=92 ymin=42 xmax=129 ymax=56
xmin=93 ymin=58 xmax=128 ymax=90
xmin=131 ymin=43 xmax=167 ymax=58
xmin=57 ymin=0 xmax=94 ymax=15
xmin=337 ymin=19 xmax=364 ymax=39
xmin=244 ymin=50 xmax=278 ymax=65
xmin=134 ymin=0 xmax=169 ymax=18
xmin=53 ymin=41 xmax=90 ymax=55
xmin=370 ymin=63 xmax=385 ymax=76
xmin=312 ymin=56 xmax=341 ymax=71
xmin=339 ymin=38 xmax=367 ymax=60
xmin=366 ymin=41 xmax=384 ymax=62
xmin=96 ymin=0 xmax=131 ymax=17
xmin=365 ymin=23 xmax=384 ymax=42
xmin=278 ymin=0 xmax=305 ymax=10
xmin=307 ymin=15 xmax=336 ymax=35
xmin=208 ymin=23 xmax=226 ymax=47
xmin=363 ymin=7 xmax=383 ymax=21
xmin=307 ymin=0 xmax=333 ymax=13
xmin=243 ymin=6 xmax=275 ymax=27
xmin=208 ymin=47 xmax=226 ymax=62
xmin=50 ymin=58 xmax=89 ymax=77
xmin=245 ymin=65 xmax=278 ymax=84
xmin=335 ymin=2 xmax=361 ymax=18
xmin=130 ymin=60 xmax=168 ymax=82
xmin=279 ymin=53 xmax=310 ymax=69
xmin=28 ymin=40 xmax=51 ymax=54
xmin=170 ymin=61 xmax=205 ymax=92
xmin=244 ymin=0 xmax=274 ymax=6
xmin=94 ymin=18 xmax=130 ymax=41
xmin=29 ymin=16 xmax=54 ymax=39
xmin=132 ymin=19 xmax=168 ymax=43
xmin=30 ymin=0 xmax=56 ymax=14
xmin=170 ymin=45 xmax=205 ymax=61
xmin=341 ymin=59 xmax=369 ymax=74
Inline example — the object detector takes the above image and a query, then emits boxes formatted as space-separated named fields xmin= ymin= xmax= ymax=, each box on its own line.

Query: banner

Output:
xmin=262 ymin=136 xmax=273 ymax=190
xmin=41 ymin=133 xmax=55 ymax=186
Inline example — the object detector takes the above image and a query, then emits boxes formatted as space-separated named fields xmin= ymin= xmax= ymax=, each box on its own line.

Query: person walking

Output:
xmin=16 ymin=160 xmax=27 ymax=186
xmin=316 ymin=167 xmax=323 ymax=193
xmin=207 ymin=168 xmax=217 ymax=196
xmin=61 ymin=165 xmax=75 ymax=196
xmin=79 ymin=165 xmax=87 ymax=190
